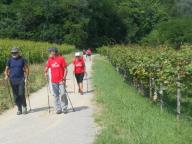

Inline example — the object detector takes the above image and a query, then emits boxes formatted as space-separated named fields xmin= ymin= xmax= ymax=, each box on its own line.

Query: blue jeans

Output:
xmin=52 ymin=83 xmax=68 ymax=111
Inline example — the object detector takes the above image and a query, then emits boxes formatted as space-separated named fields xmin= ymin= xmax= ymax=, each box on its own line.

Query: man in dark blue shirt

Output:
xmin=4 ymin=48 xmax=29 ymax=115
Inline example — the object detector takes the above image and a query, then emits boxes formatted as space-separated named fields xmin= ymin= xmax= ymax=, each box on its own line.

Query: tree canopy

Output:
xmin=0 ymin=0 xmax=191 ymax=48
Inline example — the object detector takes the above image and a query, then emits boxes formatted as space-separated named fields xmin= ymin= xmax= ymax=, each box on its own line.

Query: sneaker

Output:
xmin=63 ymin=108 xmax=68 ymax=114
xmin=22 ymin=107 xmax=28 ymax=115
xmin=17 ymin=111 xmax=22 ymax=115
xmin=56 ymin=110 xmax=62 ymax=114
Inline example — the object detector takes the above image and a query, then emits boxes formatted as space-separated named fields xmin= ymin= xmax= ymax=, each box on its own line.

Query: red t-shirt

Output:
xmin=46 ymin=56 xmax=67 ymax=83
xmin=86 ymin=49 xmax=92 ymax=55
xmin=73 ymin=57 xmax=85 ymax=74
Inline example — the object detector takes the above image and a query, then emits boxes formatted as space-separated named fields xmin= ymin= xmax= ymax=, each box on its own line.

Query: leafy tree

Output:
xmin=143 ymin=18 xmax=192 ymax=49
xmin=158 ymin=18 xmax=192 ymax=49
xmin=0 ymin=0 xmax=190 ymax=49
xmin=116 ymin=0 xmax=167 ymax=43
xmin=87 ymin=0 xmax=127 ymax=47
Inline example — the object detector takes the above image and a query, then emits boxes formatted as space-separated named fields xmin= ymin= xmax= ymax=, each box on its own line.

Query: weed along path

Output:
xmin=0 ymin=59 xmax=96 ymax=144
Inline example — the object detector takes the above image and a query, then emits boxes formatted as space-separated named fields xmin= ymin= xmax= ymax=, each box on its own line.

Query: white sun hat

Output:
xmin=75 ymin=52 xmax=81 ymax=57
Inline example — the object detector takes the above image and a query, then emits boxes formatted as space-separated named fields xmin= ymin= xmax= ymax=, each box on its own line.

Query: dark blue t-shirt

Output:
xmin=6 ymin=57 xmax=27 ymax=80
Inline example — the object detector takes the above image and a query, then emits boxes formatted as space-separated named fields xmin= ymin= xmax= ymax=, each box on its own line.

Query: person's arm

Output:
xmin=22 ymin=59 xmax=29 ymax=81
xmin=63 ymin=58 xmax=68 ymax=80
xmin=82 ymin=59 xmax=86 ymax=73
xmin=24 ymin=64 xmax=29 ymax=80
xmin=4 ymin=66 xmax=9 ymax=80
xmin=44 ymin=60 xmax=50 ymax=76
xmin=4 ymin=60 xmax=10 ymax=80
xmin=44 ymin=67 xmax=49 ymax=75
xmin=64 ymin=67 xmax=68 ymax=80
xmin=72 ymin=59 xmax=76 ymax=75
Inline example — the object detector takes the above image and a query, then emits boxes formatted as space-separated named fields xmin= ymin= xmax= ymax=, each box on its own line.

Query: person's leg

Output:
xmin=79 ymin=73 xmax=84 ymax=94
xmin=77 ymin=83 xmax=81 ymax=92
xmin=75 ymin=74 xmax=81 ymax=92
xmin=52 ymin=83 xmax=62 ymax=113
xmin=10 ymin=81 xmax=22 ymax=114
xmin=79 ymin=82 xmax=83 ymax=93
xmin=18 ymin=80 xmax=27 ymax=114
xmin=59 ymin=84 xmax=68 ymax=113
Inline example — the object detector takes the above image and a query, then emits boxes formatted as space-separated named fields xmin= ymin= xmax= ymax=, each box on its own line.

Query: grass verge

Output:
xmin=93 ymin=56 xmax=192 ymax=144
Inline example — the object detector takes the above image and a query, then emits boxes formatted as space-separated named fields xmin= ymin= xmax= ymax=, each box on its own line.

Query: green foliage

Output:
xmin=0 ymin=0 xmax=169 ymax=48
xmin=143 ymin=18 xmax=192 ymax=49
xmin=98 ymin=45 xmax=192 ymax=116
xmin=93 ymin=57 xmax=192 ymax=144
xmin=158 ymin=18 xmax=192 ymax=49
xmin=116 ymin=0 xmax=167 ymax=43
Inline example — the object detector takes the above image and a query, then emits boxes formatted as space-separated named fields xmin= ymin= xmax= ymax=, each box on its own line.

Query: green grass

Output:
xmin=93 ymin=56 xmax=192 ymax=144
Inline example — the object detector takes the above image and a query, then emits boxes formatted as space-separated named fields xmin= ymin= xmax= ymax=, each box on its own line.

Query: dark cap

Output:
xmin=11 ymin=47 xmax=20 ymax=53
xmin=48 ymin=48 xmax=58 ymax=53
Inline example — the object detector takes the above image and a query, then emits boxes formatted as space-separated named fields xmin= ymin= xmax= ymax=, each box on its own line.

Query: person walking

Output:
xmin=45 ymin=48 xmax=68 ymax=114
xmin=4 ymin=47 xmax=29 ymax=115
xmin=86 ymin=48 xmax=92 ymax=61
xmin=73 ymin=52 xmax=86 ymax=95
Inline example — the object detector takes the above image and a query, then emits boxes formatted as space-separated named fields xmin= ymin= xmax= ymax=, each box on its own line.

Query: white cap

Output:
xmin=75 ymin=52 xmax=81 ymax=57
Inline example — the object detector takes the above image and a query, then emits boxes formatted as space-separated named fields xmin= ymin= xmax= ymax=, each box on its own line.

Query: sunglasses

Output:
xmin=11 ymin=52 xmax=18 ymax=55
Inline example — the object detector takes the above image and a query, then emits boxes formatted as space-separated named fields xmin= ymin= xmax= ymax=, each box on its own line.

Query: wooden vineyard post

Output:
xmin=152 ymin=78 xmax=157 ymax=101
xmin=140 ymin=80 xmax=144 ymax=96
xmin=176 ymin=74 xmax=181 ymax=120
xmin=149 ymin=75 xmax=153 ymax=99
xmin=159 ymin=82 xmax=164 ymax=112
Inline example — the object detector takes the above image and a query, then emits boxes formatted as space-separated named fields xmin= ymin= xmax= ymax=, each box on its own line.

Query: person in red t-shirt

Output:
xmin=86 ymin=48 xmax=92 ymax=61
xmin=73 ymin=52 xmax=86 ymax=95
xmin=45 ymin=48 xmax=68 ymax=114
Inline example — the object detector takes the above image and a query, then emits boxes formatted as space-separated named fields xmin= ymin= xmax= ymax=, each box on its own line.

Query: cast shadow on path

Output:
xmin=29 ymin=106 xmax=54 ymax=113
xmin=67 ymin=106 xmax=89 ymax=113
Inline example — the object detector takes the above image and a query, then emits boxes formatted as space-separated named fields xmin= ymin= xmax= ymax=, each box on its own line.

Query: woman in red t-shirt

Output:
xmin=73 ymin=52 xmax=86 ymax=95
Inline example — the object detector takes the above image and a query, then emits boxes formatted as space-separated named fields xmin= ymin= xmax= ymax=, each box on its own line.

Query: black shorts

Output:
xmin=75 ymin=73 xmax=84 ymax=83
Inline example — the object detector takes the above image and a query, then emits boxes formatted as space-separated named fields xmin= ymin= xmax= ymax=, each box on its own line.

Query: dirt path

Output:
xmin=0 ymin=58 xmax=96 ymax=144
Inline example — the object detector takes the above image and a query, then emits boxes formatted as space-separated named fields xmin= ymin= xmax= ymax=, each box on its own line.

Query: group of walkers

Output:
xmin=4 ymin=47 xmax=92 ymax=115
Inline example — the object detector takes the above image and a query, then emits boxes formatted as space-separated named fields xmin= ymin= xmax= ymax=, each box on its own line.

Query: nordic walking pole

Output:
xmin=73 ymin=74 xmax=76 ymax=93
xmin=25 ymin=80 xmax=32 ymax=111
xmin=86 ymin=72 xmax=88 ymax=92
xmin=64 ymin=86 xmax=75 ymax=112
xmin=46 ymin=77 xmax=51 ymax=113
xmin=6 ymin=80 xmax=14 ymax=107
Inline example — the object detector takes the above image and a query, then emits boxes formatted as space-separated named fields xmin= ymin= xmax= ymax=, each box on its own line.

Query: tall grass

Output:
xmin=0 ymin=39 xmax=75 ymax=72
